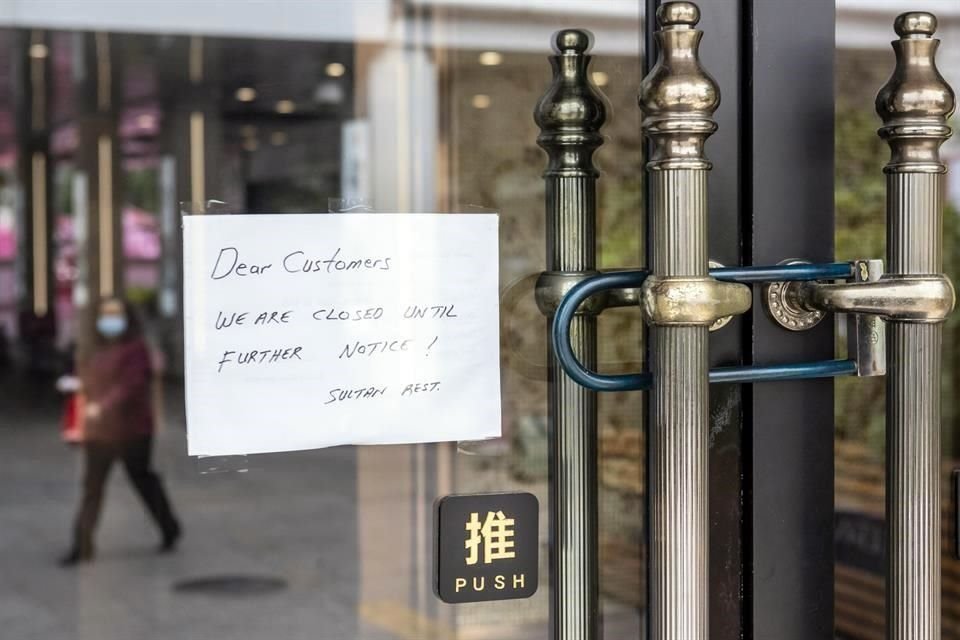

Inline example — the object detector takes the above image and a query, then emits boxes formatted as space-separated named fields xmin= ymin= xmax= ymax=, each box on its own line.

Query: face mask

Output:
xmin=96 ymin=315 xmax=127 ymax=338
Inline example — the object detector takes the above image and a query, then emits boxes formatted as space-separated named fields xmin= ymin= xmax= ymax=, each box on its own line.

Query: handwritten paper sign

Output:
xmin=182 ymin=213 xmax=501 ymax=456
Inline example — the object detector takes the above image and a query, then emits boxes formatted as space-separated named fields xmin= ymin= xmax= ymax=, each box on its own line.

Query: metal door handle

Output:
xmin=534 ymin=28 xmax=604 ymax=640
xmin=876 ymin=12 xmax=954 ymax=639
xmin=639 ymin=5 xmax=730 ymax=637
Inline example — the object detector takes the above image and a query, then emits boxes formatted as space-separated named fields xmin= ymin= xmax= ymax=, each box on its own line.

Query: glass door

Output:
xmin=0 ymin=2 xmax=650 ymax=640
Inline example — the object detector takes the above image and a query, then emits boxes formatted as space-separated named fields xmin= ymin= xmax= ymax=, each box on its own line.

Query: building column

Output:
xmin=72 ymin=32 xmax=123 ymax=361
xmin=155 ymin=35 xmax=223 ymax=376
xmin=14 ymin=29 xmax=56 ymax=366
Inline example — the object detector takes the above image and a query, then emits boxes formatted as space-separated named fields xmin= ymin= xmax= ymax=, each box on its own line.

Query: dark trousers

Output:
xmin=72 ymin=436 xmax=179 ymax=554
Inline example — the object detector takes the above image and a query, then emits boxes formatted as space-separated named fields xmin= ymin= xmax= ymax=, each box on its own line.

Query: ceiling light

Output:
xmin=242 ymin=137 xmax=258 ymax=152
xmin=235 ymin=87 xmax=257 ymax=102
xmin=471 ymin=94 xmax=491 ymax=109
xmin=592 ymin=71 xmax=609 ymax=87
xmin=325 ymin=62 xmax=346 ymax=78
xmin=478 ymin=51 xmax=502 ymax=66
xmin=29 ymin=43 xmax=49 ymax=59
xmin=240 ymin=125 xmax=257 ymax=138
xmin=275 ymin=99 xmax=296 ymax=114
xmin=270 ymin=131 xmax=288 ymax=146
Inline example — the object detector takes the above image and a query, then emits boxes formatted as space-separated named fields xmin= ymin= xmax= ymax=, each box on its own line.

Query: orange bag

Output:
xmin=62 ymin=393 xmax=85 ymax=444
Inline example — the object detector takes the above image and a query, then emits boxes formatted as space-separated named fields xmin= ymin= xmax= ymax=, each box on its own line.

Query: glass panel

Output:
xmin=835 ymin=1 xmax=960 ymax=636
xmin=0 ymin=3 xmax=646 ymax=639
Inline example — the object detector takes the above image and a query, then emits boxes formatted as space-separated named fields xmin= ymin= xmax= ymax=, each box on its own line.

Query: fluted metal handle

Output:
xmin=876 ymin=11 xmax=956 ymax=640
xmin=534 ymin=28 xmax=604 ymax=640
xmin=638 ymin=3 xmax=749 ymax=637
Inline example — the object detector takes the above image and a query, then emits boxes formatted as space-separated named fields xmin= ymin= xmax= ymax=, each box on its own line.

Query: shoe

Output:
xmin=159 ymin=521 xmax=182 ymax=553
xmin=59 ymin=547 xmax=93 ymax=567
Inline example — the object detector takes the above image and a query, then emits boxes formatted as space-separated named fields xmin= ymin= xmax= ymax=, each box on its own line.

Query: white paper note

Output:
xmin=182 ymin=213 xmax=501 ymax=456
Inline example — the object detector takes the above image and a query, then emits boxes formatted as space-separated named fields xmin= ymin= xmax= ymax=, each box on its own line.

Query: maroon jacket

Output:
xmin=81 ymin=338 xmax=154 ymax=443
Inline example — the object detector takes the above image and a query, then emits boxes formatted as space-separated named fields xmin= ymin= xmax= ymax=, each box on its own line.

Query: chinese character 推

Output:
xmin=465 ymin=510 xmax=516 ymax=565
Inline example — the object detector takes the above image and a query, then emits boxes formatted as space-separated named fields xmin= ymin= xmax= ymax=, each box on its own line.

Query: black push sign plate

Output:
xmin=434 ymin=491 xmax=539 ymax=603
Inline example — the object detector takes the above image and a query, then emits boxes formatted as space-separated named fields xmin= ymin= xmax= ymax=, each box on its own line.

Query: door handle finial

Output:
xmin=639 ymin=1 xmax=719 ymax=172
xmin=876 ymin=11 xmax=955 ymax=175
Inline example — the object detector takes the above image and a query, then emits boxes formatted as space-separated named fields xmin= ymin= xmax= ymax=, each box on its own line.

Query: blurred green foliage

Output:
xmin=125 ymin=168 xmax=159 ymax=213
xmin=599 ymin=176 xmax=643 ymax=269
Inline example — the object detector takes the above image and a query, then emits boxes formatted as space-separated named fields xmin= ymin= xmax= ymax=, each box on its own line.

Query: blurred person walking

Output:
xmin=60 ymin=297 xmax=181 ymax=566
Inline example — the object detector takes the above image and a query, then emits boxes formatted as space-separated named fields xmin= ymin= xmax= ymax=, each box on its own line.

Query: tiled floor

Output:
xmin=0 ymin=377 xmax=640 ymax=640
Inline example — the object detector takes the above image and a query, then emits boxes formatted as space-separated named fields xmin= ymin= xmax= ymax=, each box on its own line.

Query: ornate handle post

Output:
xmin=639 ymin=3 xmax=749 ymax=637
xmin=876 ymin=12 xmax=956 ymax=639
xmin=534 ymin=29 xmax=605 ymax=640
